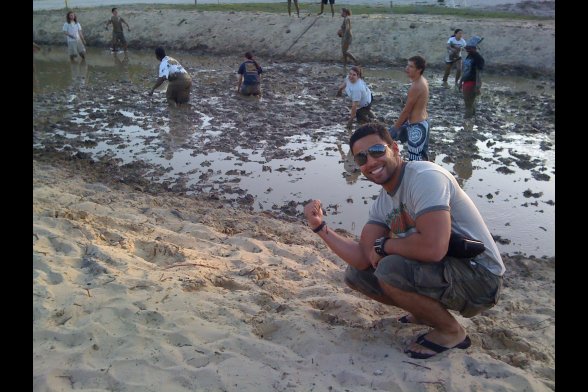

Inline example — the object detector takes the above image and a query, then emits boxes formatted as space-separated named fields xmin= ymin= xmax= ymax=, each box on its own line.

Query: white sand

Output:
xmin=33 ymin=159 xmax=554 ymax=391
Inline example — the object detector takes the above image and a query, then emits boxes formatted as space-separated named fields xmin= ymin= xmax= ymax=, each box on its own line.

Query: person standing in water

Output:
xmin=62 ymin=11 xmax=86 ymax=63
xmin=106 ymin=8 xmax=130 ymax=53
xmin=458 ymin=36 xmax=485 ymax=119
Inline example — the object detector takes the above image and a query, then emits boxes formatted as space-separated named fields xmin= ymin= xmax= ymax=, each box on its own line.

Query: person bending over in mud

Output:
xmin=337 ymin=66 xmax=374 ymax=130
xmin=148 ymin=47 xmax=192 ymax=106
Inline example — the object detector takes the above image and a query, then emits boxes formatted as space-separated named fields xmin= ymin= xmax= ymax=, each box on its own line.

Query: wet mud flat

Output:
xmin=33 ymin=49 xmax=555 ymax=256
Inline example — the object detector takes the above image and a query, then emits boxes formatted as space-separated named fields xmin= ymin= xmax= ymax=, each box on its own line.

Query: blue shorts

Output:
xmin=389 ymin=119 xmax=430 ymax=161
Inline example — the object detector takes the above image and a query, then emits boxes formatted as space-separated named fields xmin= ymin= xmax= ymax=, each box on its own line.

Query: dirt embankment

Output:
xmin=34 ymin=6 xmax=554 ymax=76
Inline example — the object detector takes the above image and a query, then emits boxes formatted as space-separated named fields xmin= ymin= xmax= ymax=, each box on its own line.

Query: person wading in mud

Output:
xmin=148 ymin=47 xmax=192 ymax=106
xmin=304 ymin=122 xmax=505 ymax=360
xmin=236 ymin=52 xmax=263 ymax=98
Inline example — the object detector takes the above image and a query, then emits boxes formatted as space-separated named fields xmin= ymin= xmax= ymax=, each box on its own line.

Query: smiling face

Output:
xmin=352 ymin=134 xmax=401 ymax=186
xmin=348 ymin=69 xmax=359 ymax=83
xmin=455 ymin=30 xmax=463 ymax=40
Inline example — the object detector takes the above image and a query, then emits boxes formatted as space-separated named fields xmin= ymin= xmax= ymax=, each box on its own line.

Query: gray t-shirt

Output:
xmin=368 ymin=161 xmax=505 ymax=276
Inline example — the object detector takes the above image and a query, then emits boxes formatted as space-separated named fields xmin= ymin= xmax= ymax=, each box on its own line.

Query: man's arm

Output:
xmin=348 ymin=100 xmax=359 ymax=128
xmin=380 ymin=210 xmax=451 ymax=262
xmin=149 ymin=76 xmax=166 ymax=95
xmin=393 ymin=82 xmax=422 ymax=129
xmin=304 ymin=200 xmax=383 ymax=270
xmin=122 ymin=18 xmax=130 ymax=31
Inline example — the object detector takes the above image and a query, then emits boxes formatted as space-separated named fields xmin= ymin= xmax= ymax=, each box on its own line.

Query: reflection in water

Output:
xmin=162 ymin=106 xmax=196 ymax=160
xmin=113 ymin=52 xmax=131 ymax=83
xmin=336 ymin=141 xmax=361 ymax=184
xmin=453 ymin=156 xmax=473 ymax=182
xmin=70 ymin=59 xmax=88 ymax=88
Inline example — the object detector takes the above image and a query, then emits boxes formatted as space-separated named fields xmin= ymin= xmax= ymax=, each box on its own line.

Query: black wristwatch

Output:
xmin=374 ymin=236 xmax=389 ymax=257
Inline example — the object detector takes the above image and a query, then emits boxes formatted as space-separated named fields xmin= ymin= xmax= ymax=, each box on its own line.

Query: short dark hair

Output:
xmin=245 ymin=52 xmax=253 ymax=60
xmin=453 ymin=28 xmax=462 ymax=36
xmin=349 ymin=122 xmax=393 ymax=152
xmin=409 ymin=55 xmax=426 ymax=75
xmin=112 ymin=8 xmax=117 ymax=13
xmin=155 ymin=47 xmax=166 ymax=60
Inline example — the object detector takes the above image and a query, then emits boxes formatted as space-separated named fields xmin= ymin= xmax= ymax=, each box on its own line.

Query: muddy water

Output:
xmin=33 ymin=46 xmax=555 ymax=257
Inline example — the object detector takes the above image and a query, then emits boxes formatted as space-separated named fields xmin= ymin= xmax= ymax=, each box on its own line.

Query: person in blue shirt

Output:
xmin=237 ymin=52 xmax=263 ymax=98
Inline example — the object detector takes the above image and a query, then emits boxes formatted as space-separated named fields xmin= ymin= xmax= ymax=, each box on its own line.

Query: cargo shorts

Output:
xmin=344 ymin=255 xmax=503 ymax=318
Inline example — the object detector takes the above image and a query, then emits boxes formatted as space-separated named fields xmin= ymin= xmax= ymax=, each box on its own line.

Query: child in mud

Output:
xmin=106 ymin=8 xmax=130 ymax=53
xmin=336 ymin=65 xmax=374 ymax=130
xmin=236 ymin=52 xmax=263 ymax=98
xmin=148 ymin=47 xmax=192 ymax=106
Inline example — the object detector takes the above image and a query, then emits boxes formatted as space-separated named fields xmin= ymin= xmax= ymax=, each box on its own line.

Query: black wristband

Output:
xmin=312 ymin=221 xmax=326 ymax=233
xmin=374 ymin=236 xmax=389 ymax=257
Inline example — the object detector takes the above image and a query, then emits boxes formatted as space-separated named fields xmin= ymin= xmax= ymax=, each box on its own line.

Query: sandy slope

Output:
xmin=33 ymin=6 xmax=554 ymax=74
xmin=33 ymin=157 xmax=555 ymax=391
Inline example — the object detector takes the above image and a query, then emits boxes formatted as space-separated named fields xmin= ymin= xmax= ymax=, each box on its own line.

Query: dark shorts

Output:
xmin=344 ymin=255 xmax=502 ymax=318
xmin=112 ymin=31 xmax=126 ymax=45
xmin=322 ymin=0 xmax=335 ymax=4
xmin=240 ymin=83 xmax=261 ymax=96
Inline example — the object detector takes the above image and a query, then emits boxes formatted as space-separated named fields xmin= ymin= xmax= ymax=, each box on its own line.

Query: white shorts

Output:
xmin=67 ymin=40 xmax=86 ymax=57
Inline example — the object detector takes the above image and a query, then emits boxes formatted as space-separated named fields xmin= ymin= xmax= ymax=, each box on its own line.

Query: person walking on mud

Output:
xmin=287 ymin=0 xmax=300 ymax=18
xmin=338 ymin=8 xmax=358 ymax=69
xmin=337 ymin=65 xmax=374 ymax=130
xmin=458 ymin=36 xmax=485 ymax=119
xmin=304 ymin=122 xmax=505 ymax=360
xmin=62 ymin=11 xmax=87 ymax=63
xmin=442 ymin=29 xmax=466 ymax=87
xmin=318 ymin=0 xmax=335 ymax=17
xmin=148 ymin=47 xmax=192 ymax=106
xmin=388 ymin=55 xmax=430 ymax=161
xmin=237 ymin=52 xmax=263 ymax=98
xmin=106 ymin=8 xmax=130 ymax=53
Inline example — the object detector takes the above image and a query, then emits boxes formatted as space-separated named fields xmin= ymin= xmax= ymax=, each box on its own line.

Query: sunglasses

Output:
xmin=353 ymin=143 xmax=388 ymax=166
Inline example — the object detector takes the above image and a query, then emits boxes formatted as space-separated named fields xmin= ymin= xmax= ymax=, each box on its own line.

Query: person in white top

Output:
xmin=336 ymin=66 xmax=374 ymax=130
xmin=148 ymin=47 xmax=192 ymax=106
xmin=442 ymin=28 xmax=467 ymax=86
xmin=62 ymin=11 xmax=86 ymax=62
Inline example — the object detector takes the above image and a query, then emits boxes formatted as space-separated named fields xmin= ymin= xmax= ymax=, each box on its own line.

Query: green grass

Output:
xmin=41 ymin=2 xmax=552 ymax=21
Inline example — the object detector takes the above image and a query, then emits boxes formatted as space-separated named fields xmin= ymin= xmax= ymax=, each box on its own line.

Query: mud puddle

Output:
xmin=33 ymin=46 xmax=555 ymax=257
